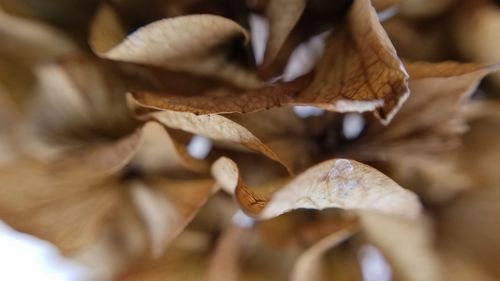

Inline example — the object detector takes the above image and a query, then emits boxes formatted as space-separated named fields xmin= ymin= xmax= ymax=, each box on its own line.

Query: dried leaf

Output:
xmin=26 ymin=56 xmax=137 ymax=156
xmin=90 ymin=6 xmax=260 ymax=88
xmin=0 ymin=161 xmax=136 ymax=254
xmin=121 ymin=230 xmax=212 ymax=281
xmin=130 ymin=177 xmax=217 ymax=257
xmin=300 ymin=0 xmax=408 ymax=124
xmin=343 ymin=62 xmax=497 ymax=162
xmin=131 ymin=121 xmax=208 ymax=174
xmin=453 ymin=1 xmax=500 ymax=89
xmin=360 ymin=212 xmax=444 ymax=281
xmin=130 ymin=0 xmax=408 ymax=124
xmin=206 ymin=227 xmax=245 ymax=281
xmin=290 ymin=227 xmax=356 ymax=281
xmin=129 ymin=94 xmax=294 ymax=173
xmin=262 ymin=0 xmax=306 ymax=67
xmin=211 ymin=157 xmax=422 ymax=219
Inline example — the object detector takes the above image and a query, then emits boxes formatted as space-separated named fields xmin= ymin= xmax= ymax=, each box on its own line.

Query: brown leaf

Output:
xmin=262 ymin=0 xmax=306 ymax=67
xmin=26 ymin=56 xmax=137 ymax=157
xmin=211 ymin=157 xmax=422 ymax=219
xmin=129 ymin=94 xmax=294 ymax=173
xmin=343 ymin=62 xmax=497 ymax=162
xmin=131 ymin=121 xmax=208 ymax=174
xmin=121 ymin=230 xmax=212 ymax=281
xmin=453 ymin=0 xmax=500 ymax=90
xmin=0 ymin=161 xmax=137 ymax=255
xmin=129 ymin=177 xmax=217 ymax=258
xmin=360 ymin=212 xmax=444 ymax=281
xmin=129 ymin=0 xmax=408 ymax=124
xmin=206 ymin=227 xmax=245 ymax=281
xmin=300 ymin=0 xmax=409 ymax=124
xmin=90 ymin=5 xmax=260 ymax=88
xmin=290 ymin=227 xmax=356 ymax=281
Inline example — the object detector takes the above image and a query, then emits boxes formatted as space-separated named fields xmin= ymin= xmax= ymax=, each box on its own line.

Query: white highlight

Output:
xmin=342 ymin=113 xmax=365 ymax=139
xmin=130 ymin=182 xmax=174 ymax=258
xmin=249 ymin=13 xmax=269 ymax=65
xmin=359 ymin=244 xmax=392 ymax=281
xmin=0 ymin=220 xmax=90 ymax=281
xmin=377 ymin=5 xmax=400 ymax=22
xmin=187 ymin=135 xmax=213 ymax=159
xmin=232 ymin=210 xmax=255 ymax=228
xmin=293 ymin=106 xmax=325 ymax=118
xmin=283 ymin=31 xmax=330 ymax=81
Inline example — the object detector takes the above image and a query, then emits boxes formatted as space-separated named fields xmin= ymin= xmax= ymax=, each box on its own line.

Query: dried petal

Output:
xmin=300 ymin=0 xmax=408 ymax=124
xmin=360 ymin=212 xmax=444 ymax=281
xmin=129 ymin=95 xmax=294 ymax=173
xmin=90 ymin=6 xmax=260 ymax=88
xmin=211 ymin=157 xmax=422 ymax=219
xmin=262 ymin=0 xmax=306 ymax=67
xmin=290 ymin=227 xmax=356 ymax=281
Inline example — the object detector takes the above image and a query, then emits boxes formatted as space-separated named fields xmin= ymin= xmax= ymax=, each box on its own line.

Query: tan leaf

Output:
xmin=129 ymin=0 xmax=408 ymax=124
xmin=129 ymin=94 xmax=294 ymax=173
xmin=0 ymin=161 xmax=136 ymax=255
xmin=360 ymin=212 xmax=444 ymax=281
xmin=131 ymin=121 xmax=208 ymax=174
xmin=453 ymin=1 xmax=500 ymax=89
xmin=343 ymin=62 xmax=497 ymax=162
xmin=0 ymin=84 xmax=21 ymax=164
xmin=206 ymin=227 xmax=245 ymax=281
xmin=300 ymin=0 xmax=408 ymax=124
xmin=262 ymin=0 xmax=306 ymax=67
xmin=130 ymin=74 xmax=311 ymax=115
xmin=25 ymin=56 xmax=137 ymax=158
xmin=121 ymin=230 xmax=212 ymax=281
xmin=129 ymin=177 xmax=217 ymax=258
xmin=211 ymin=157 xmax=422 ymax=219
xmin=90 ymin=6 xmax=260 ymax=88
xmin=290 ymin=227 xmax=356 ymax=281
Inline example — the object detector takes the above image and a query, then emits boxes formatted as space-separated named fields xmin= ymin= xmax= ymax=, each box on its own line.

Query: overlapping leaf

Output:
xmin=212 ymin=157 xmax=422 ymax=219
xmin=130 ymin=0 xmax=409 ymax=124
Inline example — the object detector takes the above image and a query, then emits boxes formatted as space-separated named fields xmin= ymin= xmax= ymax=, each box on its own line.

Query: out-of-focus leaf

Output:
xmin=129 ymin=95 xmax=294 ymax=173
xmin=211 ymin=157 xmax=422 ymax=219
xmin=290 ymin=227 xmax=356 ymax=281
xmin=257 ymin=210 xmax=357 ymax=249
xmin=453 ymin=1 xmax=500 ymax=91
xmin=261 ymin=0 xmax=306 ymax=67
xmin=0 ymin=84 xmax=21 ymax=164
xmin=26 ymin=56 xmax=137 ymax=157
xmin=0 ymin=6 xmax=75 ymax=56
xmin=131 ymin=121 xmax=208 ymax=174
xmin=343 ymin=62 xmax=497 ymax=162
xmin=0 ymin=6 xmax=76 ymax=100
xmin=437 ymin=184 xmax=500 ymax=280
xmin=90 ymin=6 xmax=260 ymax=88
xmin=206 ymin=227 xmax=245 ymax=281
xmin=360 ymin=212 xmax=443 ymax=281
xmin=0 ymin=161 xmax=138 ymax=255
xmin=121 ymin=230 xmax=212 ymax=281
xmin=130 ymin=177 xmax=217 ymax=258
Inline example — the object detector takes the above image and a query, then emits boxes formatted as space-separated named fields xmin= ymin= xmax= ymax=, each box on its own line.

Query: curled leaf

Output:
xmin=300 ymin=0 xmax=409 ymax=124
xmin=343 ymin=62 xmax=498 ymax=162
xmin=360 ymin=212 xmax=443 ymax=281
xmin=211 ymin=157 xmax=422 ymax=219
xmin=290 ymin=227 xmax=356 ymax=281
xmin=131 ymin=121 xmax=208 ymax=174
xmin=129 ymin=94 xmax=294 ymax=173
xmin=90 ymin=6 xmax=259 ymax=88
xmin=262 ymin=0 xmax=306 ymax=67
